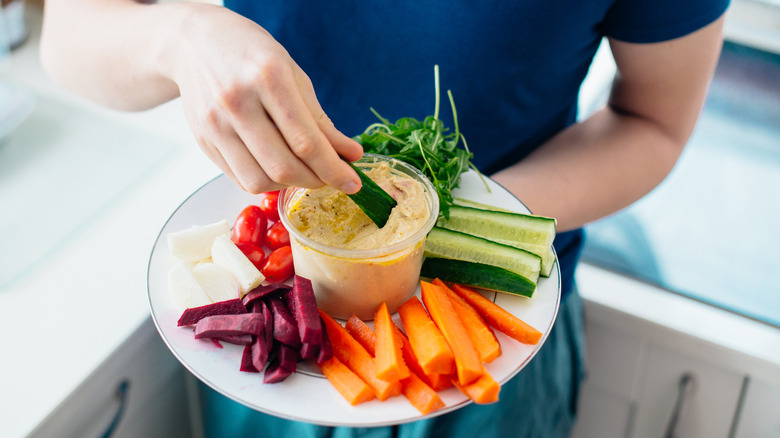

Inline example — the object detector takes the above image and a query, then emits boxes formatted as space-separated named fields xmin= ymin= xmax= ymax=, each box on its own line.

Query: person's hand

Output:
xmin=164 ymin=3 xmax=363 ymax=194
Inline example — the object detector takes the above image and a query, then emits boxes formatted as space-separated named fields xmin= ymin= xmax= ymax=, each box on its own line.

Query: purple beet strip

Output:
xmin=242 ymin=284 xmax=292 ymax=309
xmin=240 ymin=345 xmax=259 ymax=372
xmin=194 ymin=313 xmax=264 ymax=339
xmin=315 ymin=316 xmax=333 ymax=364
xmin=267 ymin=297 xmax=302 ymax=348
xmin=285 ymin=275 xmax=322 ymax=345
xmin=214 ymin=334 xmax=254 ymax=346
xmin=251 ymin=300 xmax=274 ymax=372
xmin=177 ymin=298 xmax=247 ymax=327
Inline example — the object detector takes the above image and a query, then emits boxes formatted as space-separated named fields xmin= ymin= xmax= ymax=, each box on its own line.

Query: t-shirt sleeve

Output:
xmin=601 ymin=0 xmax=730 ymax=43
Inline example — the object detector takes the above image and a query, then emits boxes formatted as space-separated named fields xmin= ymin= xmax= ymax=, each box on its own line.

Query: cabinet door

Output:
xmin=733 ymin=377 xmax=780 ymax=438
xmin=29 ymin=319 xmax=194 ymax=438
xmin=631 ymin=343 xmax=743 ymax=438
xmin=572 ymin=318 xmax=644 ymax=438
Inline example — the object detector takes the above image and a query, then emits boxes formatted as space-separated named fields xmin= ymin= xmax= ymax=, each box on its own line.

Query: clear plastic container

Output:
xmin=279 ymin=154 xmax=439 ymax=320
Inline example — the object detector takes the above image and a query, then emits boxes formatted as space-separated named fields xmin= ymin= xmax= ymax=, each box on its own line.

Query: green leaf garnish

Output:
xmin=353 ymin=65 xmax=488 ymax=219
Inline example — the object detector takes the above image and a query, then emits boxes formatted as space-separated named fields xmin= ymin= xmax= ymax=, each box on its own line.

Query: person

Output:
xmin=39 ymin=0 xmax=730 ymax=436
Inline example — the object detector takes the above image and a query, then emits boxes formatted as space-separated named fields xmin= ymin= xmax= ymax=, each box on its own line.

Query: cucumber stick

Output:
xmin=438 ymin=204 xmax=556 ymax=277
xmin=424 ymin=226 xmax=541 ymax=284
xmin=346 ymin=162 xmax=397 ymax=228
xmin=453 ymin=197 xmax=515 ymax=213
xmin=421 ymin=257 xmax=536 ymax=298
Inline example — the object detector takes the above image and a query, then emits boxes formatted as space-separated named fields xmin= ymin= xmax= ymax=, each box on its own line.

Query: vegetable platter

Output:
xmin=147 ymin=171 xmax=560 ymax=427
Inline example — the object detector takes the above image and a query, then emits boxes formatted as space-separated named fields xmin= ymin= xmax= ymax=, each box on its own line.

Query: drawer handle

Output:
xmin=664 ymin=373 xmax=696 ymax=438
xmin=98 ymin=379 xmax=131 ymax=438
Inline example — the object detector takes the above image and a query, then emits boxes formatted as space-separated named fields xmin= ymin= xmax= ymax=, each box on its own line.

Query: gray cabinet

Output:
xmin=29 ymin=319 xmax=196 ymax=438
xmin=572 ymin=298 xmax=777 ymax=438
xmin=631 ymin=344 xmax=743 ymax=437
xmin=733 ymin=378 xmax=780 ymax=438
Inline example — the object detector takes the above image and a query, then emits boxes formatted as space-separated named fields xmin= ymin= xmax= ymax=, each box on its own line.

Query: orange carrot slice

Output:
xmin=341 ymin=311 xmax=444 ymax=414
xmin=401 ymin=372 xmax=446 ymax=415
xmin=392 ymin=322 xmax=453 ymax=392
xmin=319 ymin=309 xmax=401 ymax=401
xmin=374 ymin=302 xmax=410 ymax=382
xmin=450 ymin=283 xmax=542 ymax=345
xmin=347 ymin=302 xmax=453 ymax=391
xmin=393 ymin=322 xmax=446 ymax=414
xmin=434 ymin=279 xmax=502 ymax=363
xmin=422 ymin=370 xmax=454 ymax=392
xmin=318 ymin=356 xmax=375 ymax=405
xmin=345 ymin=314 xmax=376 ymax=356
xmin=420 ymin=281 xmax=483 ymax=386
xmin=397 ymin=296 xmax=455 ymax=375
xmin=451 ymin=366 xmax=500 ymax=404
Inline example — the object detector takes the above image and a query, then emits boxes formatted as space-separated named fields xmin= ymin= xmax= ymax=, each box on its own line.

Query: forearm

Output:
xmin=491 ymin=106 xmax=685 ymax=232
xmin=493 ymin=17 xmax=724 ymax=232
xmin=40 ymin=0 xmax=186 ymax=110
xmin=41 ymin=0 xmax=364 ymax=194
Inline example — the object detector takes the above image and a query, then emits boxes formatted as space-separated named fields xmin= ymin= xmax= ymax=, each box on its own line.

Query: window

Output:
xmin=579 ymin=3 xmax=780 ymax=327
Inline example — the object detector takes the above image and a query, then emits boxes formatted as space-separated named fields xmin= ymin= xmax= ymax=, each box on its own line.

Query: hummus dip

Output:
xmin=281 ymin=158 xmax=437 ymax=320
xmin=287 ymin=161 xmax=430 ymax=250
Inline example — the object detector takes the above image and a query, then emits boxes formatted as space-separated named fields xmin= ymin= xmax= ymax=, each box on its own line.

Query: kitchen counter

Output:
xmin=0 ymin=7 xmax=219 ymax=437
xmin=2 ymin=5 xmax=779 ymax=438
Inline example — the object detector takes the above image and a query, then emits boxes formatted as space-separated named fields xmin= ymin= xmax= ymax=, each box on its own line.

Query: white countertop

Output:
xmin=0 ymin=7 xmax=219 ymax=437
xmin=2 ymin=5 xmax=778 ymax=438
xmin=577 ymin=263 xmax=780 ymax=382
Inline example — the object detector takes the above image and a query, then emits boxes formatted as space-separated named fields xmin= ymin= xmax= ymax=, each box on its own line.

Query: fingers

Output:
xmin=194 ymin=98 xmax=286 ymax=194
xmin=182 ymin=38 xmax=362 ymax=195
xmin=248 ymin=63 xmax=362 ymax=194
xmin=226 ymin=94 xmax=326 ymax=191
xmin=197 ymin=128 xmax=286 ymax=194
xmin=294 ymin=70 xmax=364 ymax=163
xmin=195 ymin=137 xmax=241 ymax=188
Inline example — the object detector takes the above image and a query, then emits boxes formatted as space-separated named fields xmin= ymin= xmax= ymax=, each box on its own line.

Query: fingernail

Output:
xmin=341 ymin=181 xmax=360 ymax=194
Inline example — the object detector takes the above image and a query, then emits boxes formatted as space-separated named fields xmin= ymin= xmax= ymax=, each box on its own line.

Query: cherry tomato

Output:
xmin=265 ymin=221 xmax=290 ymax=250
xmin=259 ymin=190 xmax=280 ymax=222
xmin=232 ymin=205 xmax=267 ymax=247
xmin=236 ymin=242 xmax=265 ymax=270
xmin=262 ymin=245 xmax=294 ymax=283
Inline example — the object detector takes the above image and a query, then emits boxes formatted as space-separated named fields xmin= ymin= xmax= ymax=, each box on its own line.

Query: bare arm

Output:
xmin=492 ymin=16 xmax=725 ymax=232
xmin=40 ymin=0 xmax=363 ymax=194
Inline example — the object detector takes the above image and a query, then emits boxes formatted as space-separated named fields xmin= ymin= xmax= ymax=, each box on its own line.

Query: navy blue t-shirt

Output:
xmin=224 ymin=0 xmax=728 ymax=295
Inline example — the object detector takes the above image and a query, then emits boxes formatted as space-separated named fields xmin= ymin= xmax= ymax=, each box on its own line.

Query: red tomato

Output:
xmin=236 ymin=242 xmax=265 ymax=270
xmin=262 ymin=245 xmax=294 ymax=283
xmin=259 ymin=190 xmax=280 ymax=222
xmin=232 ymin=205 xmax=267 ymax=247
xmin=265 ymin=221 xmax=290 ymax=250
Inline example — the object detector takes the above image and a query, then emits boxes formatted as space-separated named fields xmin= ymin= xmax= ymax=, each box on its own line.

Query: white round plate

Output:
xmin=147 ymin=170 xmax=560 ymax=427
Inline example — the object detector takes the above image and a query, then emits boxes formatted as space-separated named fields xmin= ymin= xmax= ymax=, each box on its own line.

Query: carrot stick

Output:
xmin=341 ymin=312 xmax=444 ymax=413
xmin=450 ymin=283 xmax=542 ymax=345
xmin=450 ymin=292 xmax=502 ymax=362
xmin=346 ymin=314 xmax=407 ymax=363
xmin=318 ymin=356 xmax=375 ymax=405
xmin=433 ymin=279 xmax=502 ymax=363
xmin=420 ymin=281 xmax=483 ymax=386
xmin=319 ymin=309 xmax=401 ymax=401
xmin=392 ymin=323 xmax=453 ymax=392
xmin=397 ymin=296 xmax=455 ymax=375
xmin=345 ymin=314 xmax=376 ymax=356
xmin=421 ymin=370 xmax=453 ymax=392
xmin=451 ymin=366 xmax=500 ymax=404
xmin=402 ymin=372 xmax=446 ymax=415
xmin=374 ymin=302 xmax=410 ymax=382
xmin=393 ymin=322 xmax=446 ymax=414
xmin=348 ymin=303 xmax=452 ymax=391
